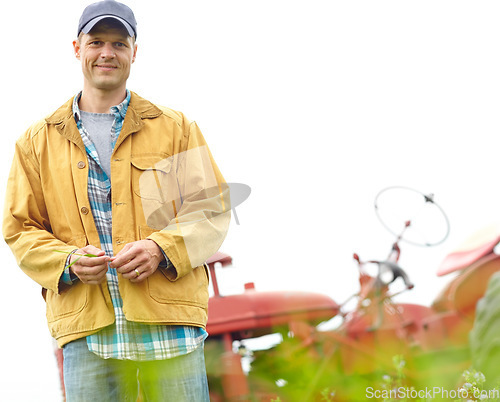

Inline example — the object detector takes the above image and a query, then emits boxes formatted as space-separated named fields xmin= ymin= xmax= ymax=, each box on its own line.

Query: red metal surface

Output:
xmin=206 ymin=251 xmax=233 ymax=267
xmin=437 ymin=234 xmax=500 ymax=276
xmin=207 ymin=289 xmax=339 ymax=337
xmin=204 ymin=251 xmax=339 ymax=400
xmin=206 ymin=251 xmax=339 ymax=340
xmin=433 ymin=253 xmax=500 ymax=318
xmin=219 ymin=352 xmax=250 ymax=400
xmin=206 ymin=252 xmax=233 ymax=297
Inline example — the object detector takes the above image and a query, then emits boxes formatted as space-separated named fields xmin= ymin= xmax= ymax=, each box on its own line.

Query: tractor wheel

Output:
xmin=469 ymin=271 xmax=500 ymax=384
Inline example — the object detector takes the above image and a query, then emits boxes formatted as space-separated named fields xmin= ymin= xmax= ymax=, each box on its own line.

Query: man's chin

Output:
xmin=94 ymin=81 xmax=123 ymax=91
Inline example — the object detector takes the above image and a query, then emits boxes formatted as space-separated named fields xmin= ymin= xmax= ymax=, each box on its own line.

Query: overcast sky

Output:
xmin=2 ymin=1 xmax=500 ymax=400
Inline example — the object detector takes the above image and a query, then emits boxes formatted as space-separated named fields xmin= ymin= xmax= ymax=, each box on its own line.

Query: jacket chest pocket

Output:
xmin=131 ymin=154 xmax=181 ymax=230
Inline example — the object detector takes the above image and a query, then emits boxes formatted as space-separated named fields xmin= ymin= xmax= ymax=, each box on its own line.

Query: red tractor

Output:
xmin=204 ymin=187 xmax=500 ymax=400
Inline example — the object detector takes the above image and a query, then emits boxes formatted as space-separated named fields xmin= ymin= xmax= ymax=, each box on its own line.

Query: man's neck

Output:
xmin=78 ymin=86 xmax=127 ymax=113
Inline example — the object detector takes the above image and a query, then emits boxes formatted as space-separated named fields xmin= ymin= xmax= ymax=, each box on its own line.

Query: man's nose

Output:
xmin=100 ymin=43 xmax=116 ymax=59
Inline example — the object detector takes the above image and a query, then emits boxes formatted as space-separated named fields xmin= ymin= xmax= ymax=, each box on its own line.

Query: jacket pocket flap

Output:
xmin=131 ymin=154 xmax=172 ymax=173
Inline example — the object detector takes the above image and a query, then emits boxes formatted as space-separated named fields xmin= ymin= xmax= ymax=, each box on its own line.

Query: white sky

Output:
xmin=2 ymin=1 xmax=500 ymax=400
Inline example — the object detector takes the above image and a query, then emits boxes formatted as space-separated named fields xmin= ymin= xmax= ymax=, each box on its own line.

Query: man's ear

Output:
xmin=132 ymin=43 xmax=138 ymax=63
xmin=73 ymin=40 xmax=81 ymax=60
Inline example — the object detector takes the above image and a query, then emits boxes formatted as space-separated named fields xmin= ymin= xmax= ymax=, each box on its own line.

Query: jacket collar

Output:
xmin=45 ymin=92 xmax=163 ymax=150
xmin=128 ymin=91 xmax=163 ymax=119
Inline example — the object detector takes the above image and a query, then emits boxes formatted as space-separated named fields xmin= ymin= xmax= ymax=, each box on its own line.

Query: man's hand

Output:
xmin=110 ymin=239 xmax=164 ymax=283
xmin=70 ymin=245 xmax=110 ymax=285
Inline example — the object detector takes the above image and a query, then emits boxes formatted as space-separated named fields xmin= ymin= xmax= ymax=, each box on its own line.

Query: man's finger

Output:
xmin=80 ymin=255 xmax=110 ymax=266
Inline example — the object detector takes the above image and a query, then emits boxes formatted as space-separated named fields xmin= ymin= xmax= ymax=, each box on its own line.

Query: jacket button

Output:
xmin=80 ymin=207 xmax=89 ymax=215
xmin=77 ymin=161 xmax=86 ymax=169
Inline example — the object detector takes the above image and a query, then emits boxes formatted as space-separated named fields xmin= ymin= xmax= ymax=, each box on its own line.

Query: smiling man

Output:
xmin=75 ymin=16 xmax=137 ymax=109
xmin=2 ymin=1 xmax=230 ymax=400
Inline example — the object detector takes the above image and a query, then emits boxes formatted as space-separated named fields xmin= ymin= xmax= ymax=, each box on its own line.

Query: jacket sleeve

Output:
xmin=2 ymin=137 xmax=76 ymax=294
xmin=147 ymin=121 xmax=231 ymax=280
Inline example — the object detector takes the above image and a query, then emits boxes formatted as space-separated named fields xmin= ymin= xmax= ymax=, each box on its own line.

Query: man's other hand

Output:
xmin=110 ymin=240 xmax=164 ymax=283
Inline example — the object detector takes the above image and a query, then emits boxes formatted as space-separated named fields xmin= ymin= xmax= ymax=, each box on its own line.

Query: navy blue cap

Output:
xmin=77 ymin=0 xmax=137 ymax=38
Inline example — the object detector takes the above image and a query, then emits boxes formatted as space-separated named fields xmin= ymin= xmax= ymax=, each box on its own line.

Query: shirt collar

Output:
xmin=72 ymin=89 xmax=131 ymax=123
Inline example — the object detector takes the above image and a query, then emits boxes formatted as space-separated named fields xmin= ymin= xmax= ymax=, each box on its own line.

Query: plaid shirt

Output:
xmin=68 ymin=91 xmax=207 ymax=360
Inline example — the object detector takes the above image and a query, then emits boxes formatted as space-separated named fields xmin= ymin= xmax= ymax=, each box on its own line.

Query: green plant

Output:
xmin=54 ymin=250 xmax=97 ymax=269
xmin=378 ymin=355 xmax=413 ymax=402
xmin=320 ymin=387 xmax=335 ymax=401
xmin=455 ymin=369 xmax=500 ymax=402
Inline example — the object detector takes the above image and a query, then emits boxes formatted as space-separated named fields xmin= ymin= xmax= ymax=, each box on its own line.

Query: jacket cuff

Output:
xmin=60 ymin=250 xmax=80 ymax=285
xmin=158 ymin=247 xmax=177 ymax=276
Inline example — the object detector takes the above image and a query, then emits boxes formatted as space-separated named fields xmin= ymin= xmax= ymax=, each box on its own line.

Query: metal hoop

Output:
xmin=374 ymin=186 xmax=450 ymax=247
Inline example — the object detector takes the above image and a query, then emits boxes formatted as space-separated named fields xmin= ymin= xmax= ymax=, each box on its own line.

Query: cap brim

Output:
xmin=81 ymin=15 xmax=135 ymax=37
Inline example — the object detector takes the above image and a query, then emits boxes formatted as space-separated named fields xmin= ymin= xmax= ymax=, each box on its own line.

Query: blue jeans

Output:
xmin=63 ymin=338 xmax=210 ymax=401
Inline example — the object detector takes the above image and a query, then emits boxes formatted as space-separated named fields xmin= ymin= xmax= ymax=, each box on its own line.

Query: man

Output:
xmin=2 ymin=1 xmax=230 ymax=400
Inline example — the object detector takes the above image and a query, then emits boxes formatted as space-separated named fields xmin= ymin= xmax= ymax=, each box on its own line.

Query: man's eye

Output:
xmin=115 ymin=42 xmax=126 ymax=47
xmin=90 ymin=41 xmax=101 ymax=46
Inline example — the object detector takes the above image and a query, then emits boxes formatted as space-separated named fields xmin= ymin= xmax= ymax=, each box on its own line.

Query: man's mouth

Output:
xmin=95 ymin=64 xmax=118 ymax=71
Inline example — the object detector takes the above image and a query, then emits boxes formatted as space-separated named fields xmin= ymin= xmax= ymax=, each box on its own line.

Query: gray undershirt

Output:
xmin=80 ymin=111 xmax=115 ymax=178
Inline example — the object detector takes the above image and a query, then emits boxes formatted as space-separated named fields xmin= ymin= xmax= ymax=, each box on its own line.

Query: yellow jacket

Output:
xmin=3 ymin=92 xmax=230 ymax=347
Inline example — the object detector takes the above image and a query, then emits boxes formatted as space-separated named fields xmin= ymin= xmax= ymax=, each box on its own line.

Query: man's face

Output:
xmin=73 ymin=22 xmax=137 ymax=93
